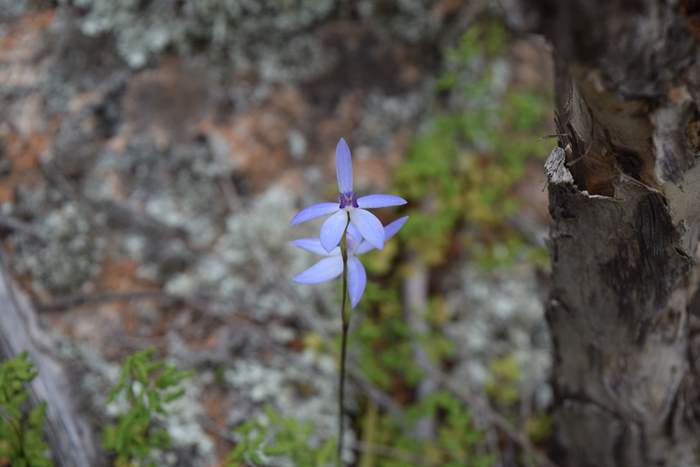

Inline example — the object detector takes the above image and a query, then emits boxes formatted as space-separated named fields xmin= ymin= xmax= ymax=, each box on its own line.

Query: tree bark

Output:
xmin=507 ymin=1 xmax=700 ymax=465
xmin=0 ymin=259 xmax=101 ymax=467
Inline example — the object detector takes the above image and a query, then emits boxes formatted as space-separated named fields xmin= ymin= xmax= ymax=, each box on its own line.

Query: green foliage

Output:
xmin=345 ymin=22 xmax=547 ymax=467
xmin=0 ymin=352 xmax=53 ymax=467
xmin=370 ymin=392 xmax=493 ymax=467
xmin=351 ymin=279 xmax=492 ymax=466
xmin=525 ymin=414 xmax=552 ymax=445
xmin=394 ymin=22 xmax=551 ymax=268
xmin=102 ymin=348 xmax=192 ymax=467
xmin=485 ymin=354 xmax=522 ymax=407
xmin=226 ymin=407 xmax=335 ymax=467
xmin=354 ymin=282 xmax=424 ymax=390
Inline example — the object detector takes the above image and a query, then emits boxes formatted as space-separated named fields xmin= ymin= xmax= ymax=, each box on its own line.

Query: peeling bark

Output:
xmin=509 ymin=1 xmax=700 ymax=465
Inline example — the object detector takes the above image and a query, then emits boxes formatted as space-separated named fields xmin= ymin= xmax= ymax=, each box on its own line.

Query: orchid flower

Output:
xmin=292 ymin=216 xmax=408 ymax=308
xmin=290 ymin=138 xmax=407 ymax=252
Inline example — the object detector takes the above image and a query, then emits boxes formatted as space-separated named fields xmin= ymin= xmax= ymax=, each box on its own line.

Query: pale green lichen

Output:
xmin=11 ymin=200 xmax=105 ymax=295
xmin=64 ymin=0 xmax=464 ymax=81
xmin=226 ymin=349 xmax=352 ymax=466
xmin=70 ymin=0 xmax=337 ymax=74
xmin=357 ymin=0 xmax=446 ymax=42
xmin=445 ymin=265 xmax=552 ymax=408
xmin=165 ymin=187 xmax=329 ymax=319
xmin=0 ymin=0 xmax=32 ymax=19
xmin=86 ymin=138 xmax=230 ymax=249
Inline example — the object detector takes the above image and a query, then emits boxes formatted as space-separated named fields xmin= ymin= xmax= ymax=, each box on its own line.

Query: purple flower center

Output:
xmin=338 ymin=192 xmax=358 ymax=209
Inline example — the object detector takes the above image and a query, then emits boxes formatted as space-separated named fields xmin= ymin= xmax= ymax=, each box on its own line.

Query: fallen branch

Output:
xmin=36 ymin=289 xmax=167 ymax=312
xmin=0 ymin=214 xmax=44 ymax=241
xmin=0 ymin=251 xmax=101 ymax=467
xmin=355 ymin=441 xmax=433 ymax=466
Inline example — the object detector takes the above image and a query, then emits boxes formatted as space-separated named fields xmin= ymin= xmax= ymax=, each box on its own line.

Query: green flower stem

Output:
xmin=337 ymin=219 xmax=351 ymax=466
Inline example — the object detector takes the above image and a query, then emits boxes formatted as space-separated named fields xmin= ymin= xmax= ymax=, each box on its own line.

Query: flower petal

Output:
xmin=290 ymin=202 xmax=339 ymax=226
xmin=293 ymin=256 xmax=344 ymax=284
xmin=320 ymin=209 xmax=348 ymax=252
xmin=355 ymin=216 xmax=408 ymax=255
xmin=290 ymin=238 xmax=338 ymax=256
xmin=347 ymin=222 xmax=362 ymax=241
xmin=356 ymin=194 xmax=407 ymax=209
xmin=384 ymin=216 xmax=409 ymax=241
xmin=346 ymin=234 xmax=360 ymax=254
xmin=354 ymin=241 xmax=374 ymax=256
xmin=350 ymin=208 xmax=384 ymax=250
xmin=336 ymin=138 xmax=353 ymax=194
xmin=345 ymin=222 xmax=363 ymax=253
xmin=346 ymin=256 xmax=367 ymax=308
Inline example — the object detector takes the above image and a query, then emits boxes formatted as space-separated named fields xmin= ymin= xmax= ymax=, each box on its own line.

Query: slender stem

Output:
xmin=338 ymin=298 xmax=348 ymax=465
xmin=337 ymin=219 xmax=351 ymax=466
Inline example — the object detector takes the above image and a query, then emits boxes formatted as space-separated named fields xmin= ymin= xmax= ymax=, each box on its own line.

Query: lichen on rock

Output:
xmin=165 ymin=187 xmax=330 ymax=318
xmin=11 ymin=198 xmax=105 ymax=295
xmin=445 ymin=265 xmax=552 ymax=409
xmin=70 ymin=0 xmax=337 ymax=73
xmin=226 ymin=349 xmax=351 ymax=466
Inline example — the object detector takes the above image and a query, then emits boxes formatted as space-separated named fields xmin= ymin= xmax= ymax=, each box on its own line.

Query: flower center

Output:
xmin=338 ymin=192 xmax=358 ymax=209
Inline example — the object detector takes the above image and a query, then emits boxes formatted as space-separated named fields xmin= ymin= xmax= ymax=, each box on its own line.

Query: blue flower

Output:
xmin=291 ymin=217 xmax=408 ymax=308
xmin=290 ymin=138 xmax=407 ymax=252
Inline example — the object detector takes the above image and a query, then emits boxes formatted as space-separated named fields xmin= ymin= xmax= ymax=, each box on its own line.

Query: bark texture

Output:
xmin=0 ymin=262 xmax=100 ymax=467
xmin=511 ymin=1 xmax=700 ymax=466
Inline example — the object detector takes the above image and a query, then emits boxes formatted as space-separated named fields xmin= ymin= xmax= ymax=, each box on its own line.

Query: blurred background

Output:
xmin=0 ymin=1 xmax=555 ymax=466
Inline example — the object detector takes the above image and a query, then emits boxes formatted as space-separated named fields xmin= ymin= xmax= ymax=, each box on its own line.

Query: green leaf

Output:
xmin=101 ymin=349 xmax=191 ymax=465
